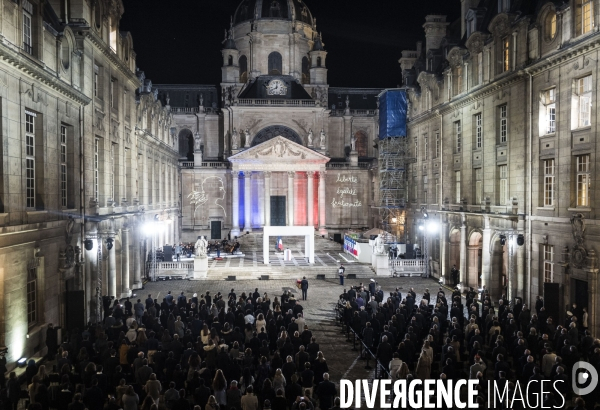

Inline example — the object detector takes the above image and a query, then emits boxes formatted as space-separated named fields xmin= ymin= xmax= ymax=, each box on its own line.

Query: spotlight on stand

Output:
xmin=517 ymin=234 xmax=525 ymax=246
xmin=17 ymin=357 xmax=27 ymax=367
xmin=418 ymin=224 xmax=424 ymax=231
xmin=499 ymin=235 xmax=506 ymax=246
xmin=84 ymin=239 xmax=94 ymax=251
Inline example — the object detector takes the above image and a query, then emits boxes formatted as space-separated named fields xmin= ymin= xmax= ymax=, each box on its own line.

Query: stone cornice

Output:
xmin=526 ymin=32 xmax=600 ymax=75
xmin=80 ymin=29 xmax=141 ymax=87
xmin=0 ymin=41 xmax=91 ymax=105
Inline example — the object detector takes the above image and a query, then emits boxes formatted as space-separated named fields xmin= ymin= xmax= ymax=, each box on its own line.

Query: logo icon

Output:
xmin=572 ymin=361 xmax=599 ymax=396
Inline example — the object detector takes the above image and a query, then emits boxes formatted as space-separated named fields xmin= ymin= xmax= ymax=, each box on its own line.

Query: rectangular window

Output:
xmin=94 ymin=65 xmax=99 ymax=98
xmin=503 ymin=37 xmax=510 ymax=72
xmin=435 ymin=179 xmax=440 ymax=204
xmin=110 ymin=79 xmax=115 ymax=108
xmin=576 ymin=0 xmax=594 ymax=36
xmin=456 ymin=66 xmax=463 ymax=94
xmin=455 ymin=171 xmax=461 ymax=203
xmin=543 ymin=244 xmax=554 ymax=283
xmin=455 ymin=121 xmax=462 ymax=153
xmin=22 ymin=0 xmax=33 ymax=54
xmin=26 ymin=112 xmax=36 ymax=209
xmin=435 ymin=132 xmax=440 ymax=158
xmin=543 ymin=88 xmax=556 ymax=134
xmin=414 ymin=137 xmax=418 ymax=159
xmin=424 ymin=135 xmax=428 ymax=160
xmin=27 ymin=268 xmax=37 ymax=326
xmin=110 ymin=143 xmax=115 ymax=200
xmin=499 ymin=165 xmax=508 ymax=205
xmin=577 ymin=154 xmax=590 ymax=207
xmin=544 ymin=159 xmax=555 ymax=207
xmin=94 ymin=139 xmax=99 ymax=201
xmin=474 ymin=113 xmax=482 ymax=149
xmin=477 ymin=52 xmax=483 ymax=85
xmin=475 ymin=168 xmax=483 ymax=205
xmin=575 ymin=76 xmax=592 ymax=128
xmin=413 ymin=171 xmax=418 ymax=202
xmin=60 ymin=125 xmax=67 ymax=208
xmin=499 ymin=105 xmax=508 ymax=143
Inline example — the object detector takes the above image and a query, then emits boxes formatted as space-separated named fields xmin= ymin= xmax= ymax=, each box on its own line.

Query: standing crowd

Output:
xmin=3 ymin=288 xmax=339 ymax=410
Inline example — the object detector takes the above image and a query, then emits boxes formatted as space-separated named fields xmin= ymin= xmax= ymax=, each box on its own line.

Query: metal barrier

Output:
xmin=334 ymin=305 xmax=391 ymax=380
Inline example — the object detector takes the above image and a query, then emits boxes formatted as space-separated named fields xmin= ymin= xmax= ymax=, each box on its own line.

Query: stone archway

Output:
xmin=354 ymin=131 xmax=368 ymax=157
xmin=251 ymin=125 xmax=303 ymax=147
xmin=468 ymin=231 xmax=483 ymax=289
xmin=178 ymin=129 xmax=194 ymax=160
xmin=490 ymin=236 xmax=507 ymax=300
xmin=449 ymin=228 xmax=461 ymax=274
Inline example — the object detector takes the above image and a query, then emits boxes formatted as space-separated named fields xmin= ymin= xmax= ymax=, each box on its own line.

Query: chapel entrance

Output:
xmin=270 ymin=196 xmax=286 ymax=226
xmin=210 ymin=221 xmax=222 ymax=240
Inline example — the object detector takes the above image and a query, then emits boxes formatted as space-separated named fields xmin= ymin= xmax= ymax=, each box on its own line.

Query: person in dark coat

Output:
xmin=376 ymin=336 xmax=394 ymax=372
xmin=315 ymin=373 xmax=337 ymax=410
xmin=46 ymin=324 xmax=58 ymax=360
xmin=362 ymin=323 xmax=374 ymax=351
xmin=300 ymin=277 xmax=309 ymax=301
xmin=226 ymin=381 xmax=242 ymax=410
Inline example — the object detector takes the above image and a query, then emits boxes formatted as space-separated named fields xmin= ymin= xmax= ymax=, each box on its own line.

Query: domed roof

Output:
xmin=233 ymin=0 xmax=314 ymax=26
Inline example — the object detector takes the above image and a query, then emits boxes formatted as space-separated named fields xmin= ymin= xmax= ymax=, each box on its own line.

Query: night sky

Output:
xmin=120 ymin=0 xmax=461 ymax=89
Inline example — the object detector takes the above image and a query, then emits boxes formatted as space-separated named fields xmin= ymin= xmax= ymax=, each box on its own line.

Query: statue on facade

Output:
xmin=244 ymin=128 xmax=251 ymax=148
xmin=374 ymin=235 xmax=386 ymax=255
xmin=320 ymin=129 xmax=326 ymax=148
xmin=194 ymin=132 xmax=202 ymax=152
xmin=195 ymin=236 xmax=208 ymax=258
xmin=232 ymin=128 xmax=239 ymax=150
xmin=350 ymin=134 xmax=357 ymax=152
xmin=199 ymin=93 xmax=204 ymax=107
xmin=307 ymin=128 xmax=313 ymax=146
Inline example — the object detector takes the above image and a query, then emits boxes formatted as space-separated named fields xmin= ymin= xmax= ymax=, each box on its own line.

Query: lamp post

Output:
xmin=418 ymin=208 xmax=438 ymax=278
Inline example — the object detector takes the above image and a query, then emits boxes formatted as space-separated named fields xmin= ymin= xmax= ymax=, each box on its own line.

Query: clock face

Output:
xmin=267 ymin=79 xmax=287 ymax=96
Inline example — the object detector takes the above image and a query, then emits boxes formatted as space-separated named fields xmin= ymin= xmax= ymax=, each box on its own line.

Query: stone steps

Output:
xmin=237 ymin=232 xmax=343 ymax=253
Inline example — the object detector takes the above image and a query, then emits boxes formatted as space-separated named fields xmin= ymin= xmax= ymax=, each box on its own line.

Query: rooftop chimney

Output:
xmin=423 ymin=15 xmax=449 ymax=54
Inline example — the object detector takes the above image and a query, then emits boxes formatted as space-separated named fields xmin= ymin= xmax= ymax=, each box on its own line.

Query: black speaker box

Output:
xmin=66 ymin=290 xmax=85 ymax=330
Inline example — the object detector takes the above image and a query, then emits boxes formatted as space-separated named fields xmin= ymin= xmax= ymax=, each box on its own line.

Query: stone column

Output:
xmin=133 ymin=225 xmax=142 ymax=289
xmin=243 ymin=171 xmax=252 ymax=232
xmin=481 ymin=215 xmax=492 ymax=292
xmin=107 ymin=233 xmax=117 ymax=298
xmin=121 ymin=227 xmax=130 ymax=298
xmin=287 ymin=171 xmax=295 ymax=226
xmin=232 ymin=172 xmax=240 ymax=237
xmin=459 ymin=214 xmax=467 ymax=290
xmin=508 ymin=237 xmax=516 ymax=305
xmin=264 ymin=172 xmax=271 ymax=227
xmin=84 ymin=230 xmax=96 ymax=322
xmin=440 ymin=215 xmax=448 ymax=281
xmin=318 ymin=171 xmax=327 ymax=235
xmin=307 ymin=171 xmax=314 ymax=228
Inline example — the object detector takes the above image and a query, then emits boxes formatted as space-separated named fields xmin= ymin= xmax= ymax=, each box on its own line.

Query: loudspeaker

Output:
xmin=316 ymin=274 xmax=325 ymax=280
xmin=227 ymin=275 xmax=236 ymax=281
xmin=66 ymin=290 xmax=85 ymax=330
xmin=347 ymin=274 xmax=356 ymax=279
xmin=260 ymin=275 xmax=270 ymax=280
xmin=543 ymin=282 xmax=560 ymax=323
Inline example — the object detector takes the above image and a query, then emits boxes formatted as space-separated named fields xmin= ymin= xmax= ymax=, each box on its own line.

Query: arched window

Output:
xmin=228 ymin=55 xmax=233 ymax=66
xmin=317 ymin=56 xmax=322 ymax=67
xmin=301 ymin=57 xmax=310 ymax=84
xmin=268 ymin=52 xmax=282 ymax=75
xmin=239 ymin=55 xmax=248 ymax=83
xmin=94 ymin=2 xmax=102 ymax=30
xmin=545 ymin=11 xmax=557 ymax=41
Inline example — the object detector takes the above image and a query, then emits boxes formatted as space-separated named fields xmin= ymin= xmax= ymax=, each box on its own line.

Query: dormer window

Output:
xmin=498 ymin=0 xmax=510 ymax=13
xmin=467 ymin=17 xmax=477 ymax=37
xmin=22 ymin=0 xmax=33 ymax=55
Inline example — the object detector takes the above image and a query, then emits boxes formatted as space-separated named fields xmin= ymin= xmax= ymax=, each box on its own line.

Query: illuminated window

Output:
xmin=435 ymin=132 xmax=440 ymax=158
xmin=498 ymin=105 xmax=508 ymax=143
xmin=109 ymin=17 xmax=117 ymax=52
xmin=474 ymin=113 xmax=482 ymax=149
xmin=455 ymin=171 xmax=461 ymax=203
xmin=26 ymin=112 xmax=36 ymax=209
xmin=575 ymin=0 xmax=594 ymax=36
xmin=577 ymin=154 xmax=590 ymax=207
xmin=94 ymin=139 xmax=99 ymax=201
xmin=499 ymin=165 xmax=508 ymax=205
xmin=543 ymin=244 xmax=554 ymax=283
xmin=502 ymin=37 xmax=510 ymax=72
xmin=60 ymin=126 xmax=67 ymax=208
xmin=475 ymin=168 xmax=483 ymax=205
xmin=544 ymin=159 xmax=555 ymax=207
xmin=542 ymin=88 xmax=556 ymax=134
xmin=574 ymin=76 xmax=592 ymax=128
xmin=545 ymin=11 xmax=557 ymax=41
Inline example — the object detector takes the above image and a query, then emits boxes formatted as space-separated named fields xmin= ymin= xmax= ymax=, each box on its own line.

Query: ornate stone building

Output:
xmin=0 ymin=0 xmax=178 ymax=367
xmin=168 ymin=0 xmax=382 ymax=242
xmin=402 ymin=0 xmax=600 ymax=336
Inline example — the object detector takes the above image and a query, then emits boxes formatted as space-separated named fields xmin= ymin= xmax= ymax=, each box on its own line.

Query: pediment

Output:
xmin=229 ymin=135 xmax=330 ymax=171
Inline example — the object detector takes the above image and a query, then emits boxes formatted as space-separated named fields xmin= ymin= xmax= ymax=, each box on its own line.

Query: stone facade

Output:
xmin=0 ymin=0 xmax=178 ymax=368
xmin=402 ymin=1 xmax=600 ymax=336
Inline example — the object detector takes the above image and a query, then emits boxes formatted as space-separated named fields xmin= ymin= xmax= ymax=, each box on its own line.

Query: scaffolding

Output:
xmin=378 ymin=137 xmax=415 ymax=243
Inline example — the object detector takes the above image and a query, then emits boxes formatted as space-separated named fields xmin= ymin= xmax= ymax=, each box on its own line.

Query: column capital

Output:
xmin=287 ymin=171 xmax=295 ymax=178
xmin=232 ymin=171 xmax=240 ymax=179
xmin=307 ymin=171 xmax=315 ymax=177
xmin=319 ymin=170 xmax=327 ymax=178
xmin=241 ymin=170 xmax=252 ymax=177
xmin=264 ymin=171 xmax=272 ymax=178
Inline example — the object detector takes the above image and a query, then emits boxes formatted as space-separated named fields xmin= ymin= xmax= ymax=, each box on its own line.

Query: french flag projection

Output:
xmin=277 ymin=237 xmax=283 ymax=251
xmin=344 ymin=235 xmax=358 ymax=256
